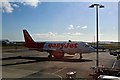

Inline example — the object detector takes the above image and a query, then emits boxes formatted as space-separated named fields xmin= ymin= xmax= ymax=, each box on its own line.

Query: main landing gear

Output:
xmin=48 ymin=54 xmax=52 ymax=58
xmin=117 ymin=54 xmax=120 ymax=60
xmin=79 ymin=53 xmax=83 ymax=59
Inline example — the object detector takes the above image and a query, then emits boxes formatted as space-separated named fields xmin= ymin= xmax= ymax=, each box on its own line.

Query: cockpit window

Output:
xmin=85 ymin=45 xmax=90 ymax=47
xmin=85 ymin=43 xmax=90 ymax=47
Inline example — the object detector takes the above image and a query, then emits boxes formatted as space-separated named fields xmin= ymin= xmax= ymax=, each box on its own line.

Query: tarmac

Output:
xmin=1 ymin=48 xmax=119 ymax=79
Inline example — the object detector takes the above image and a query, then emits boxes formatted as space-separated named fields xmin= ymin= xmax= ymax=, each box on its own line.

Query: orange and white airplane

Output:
xmin=23 ymin=29 xmax=95 ymax=59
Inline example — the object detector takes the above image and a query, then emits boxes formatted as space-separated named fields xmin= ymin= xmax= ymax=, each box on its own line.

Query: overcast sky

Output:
xmin=1 ymin=1 xmax=118 ymax=42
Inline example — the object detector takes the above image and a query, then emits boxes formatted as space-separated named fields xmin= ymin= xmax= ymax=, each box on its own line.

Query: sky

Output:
xmin=1 ymin=1 xmax=118 ymax=42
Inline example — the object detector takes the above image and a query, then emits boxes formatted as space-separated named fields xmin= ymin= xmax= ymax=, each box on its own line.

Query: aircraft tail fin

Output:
xmin=23 ymin=29 xmax=36 ymax=48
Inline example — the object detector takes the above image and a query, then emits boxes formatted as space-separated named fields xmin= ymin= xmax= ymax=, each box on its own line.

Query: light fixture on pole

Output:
xmin=89 ymin=4 xmax=104 ymax=71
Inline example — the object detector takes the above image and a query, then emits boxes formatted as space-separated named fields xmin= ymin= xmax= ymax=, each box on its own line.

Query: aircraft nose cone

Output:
xmin=90 ymin=47 xmax=95 ymax=52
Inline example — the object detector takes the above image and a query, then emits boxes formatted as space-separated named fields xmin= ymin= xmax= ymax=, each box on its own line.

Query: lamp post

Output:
xmin=89 ymin=4 xmax=104 ymax=71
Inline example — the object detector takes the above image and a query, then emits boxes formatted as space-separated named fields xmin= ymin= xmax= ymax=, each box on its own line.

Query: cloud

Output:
xmin=1 ymin=0 xmax=40 ymax=13
xmin=20 ymin=0 xmax=40 ymax=8
xmin=63 ymin=33 xmax=71 ymax=35
xmin=73 ymin=32 xmax=81 ymax=36
xmin=48 ymin=32 xmax=56 ymax=36
xmin=63 ymin=32 xmax=82 ymax=36
xmin=12 ymin=4 xmax=19 ymax=8
xmin=2 ymin=1 xmax=14 ymax=13
xmin=33 ymin=32 xmax=83 ymax=41
xmin=76 ymin=26 xmax=80 ymax=29
xmin=33 ymin=32 xmax=57 ymax=39
xmin=81 ymin=26 xmax=87 ymax=29
xmin=68 ymin=25 xmax=88 ymax=30
xmin=68 ymin=24 xmax=74 ymax=30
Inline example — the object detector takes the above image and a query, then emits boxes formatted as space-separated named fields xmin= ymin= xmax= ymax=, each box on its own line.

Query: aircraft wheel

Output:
xmin=80 ymin=56 xmax=83 ymax=59
xmin=62 ymin=53 xmax=64 ymax=58
xmin=117 ymin=56 xmax=119 ymax=60
xmin=79 ymin=53 xmax=83 ymax=59
xmin=48 ymin=54 xmax=52 ymax=58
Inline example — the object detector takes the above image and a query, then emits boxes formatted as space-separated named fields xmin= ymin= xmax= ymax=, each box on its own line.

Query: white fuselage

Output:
xmin=42 ymin=41 xmax=94 ymax=54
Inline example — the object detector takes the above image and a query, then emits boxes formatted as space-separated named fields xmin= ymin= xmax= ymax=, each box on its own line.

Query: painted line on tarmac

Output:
xmin=42 ymin=72 xmax=63 ymax=80
xmin=52 ymin=67 xmax=67 ymax=74
xmin=3 ymin=52 xmax=14 ymax=54
xmin=112 ymin=60 xmax=117 ymax=69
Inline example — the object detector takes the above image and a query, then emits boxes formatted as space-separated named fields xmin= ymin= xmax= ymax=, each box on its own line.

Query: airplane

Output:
xmin=109 ymin=50 xmax=120 ymax=60
xmin=23 ymin=29 xmax=95 ymax=59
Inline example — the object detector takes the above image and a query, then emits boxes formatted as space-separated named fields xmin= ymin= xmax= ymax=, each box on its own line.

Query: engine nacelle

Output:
xmin=52 ymin=50 xmax=64 ymax=58
xmin=67 ymin=53 xmax=75 ymax=55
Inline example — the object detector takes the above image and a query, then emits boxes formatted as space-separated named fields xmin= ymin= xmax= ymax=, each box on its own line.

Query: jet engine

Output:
xmin=52 ymin=50 xmax=64 ymax=58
